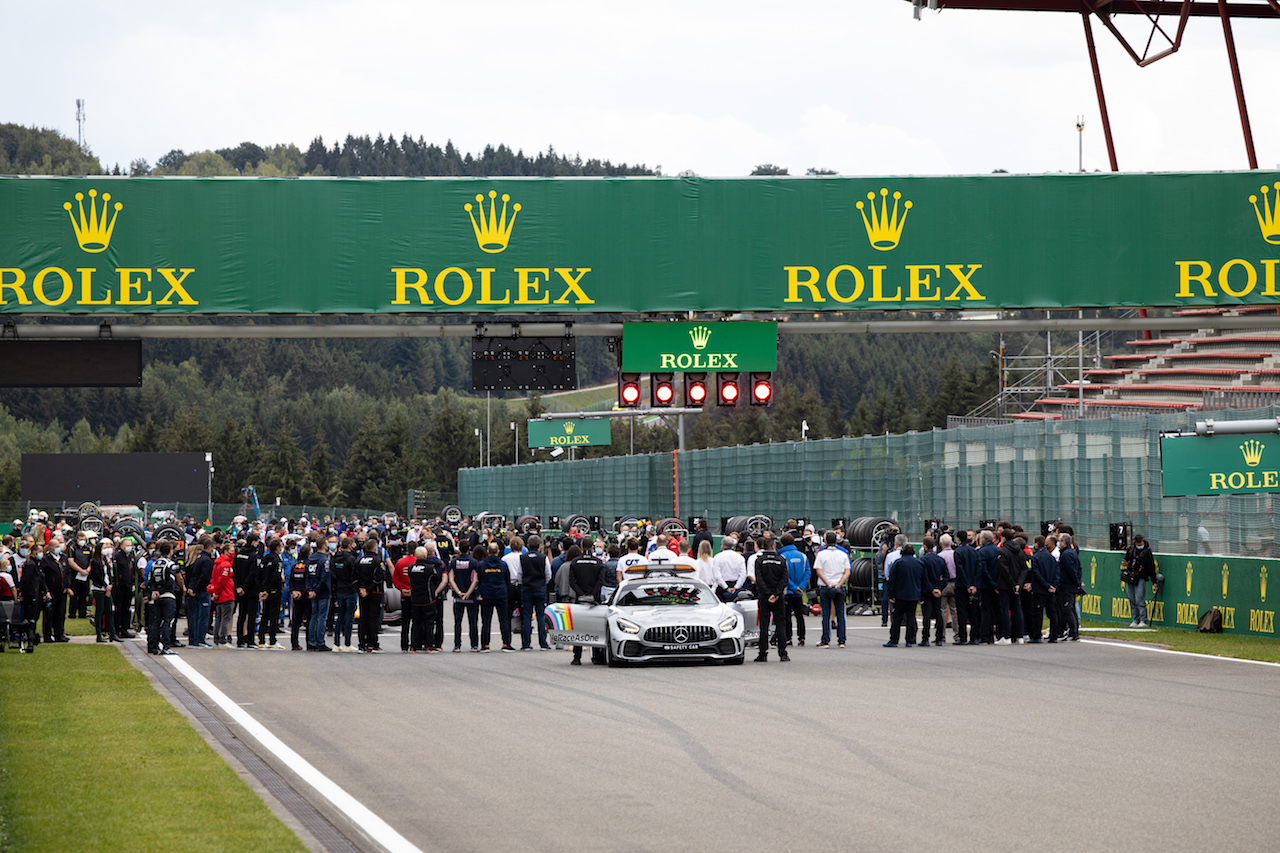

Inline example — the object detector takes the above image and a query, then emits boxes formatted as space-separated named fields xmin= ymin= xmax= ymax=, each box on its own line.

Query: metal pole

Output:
xmin=486 ymin=392 xmax=491 ymax=468
xmin=1218 ymin=0 xmax=1260 ymax=170
xmin=678 ymin=413 xmax=686 ymax=452
xmin=1078 ymin=309 xmax=1085 ymax=417
xmin=1082 ymin=10 xmax=1120 ymax=172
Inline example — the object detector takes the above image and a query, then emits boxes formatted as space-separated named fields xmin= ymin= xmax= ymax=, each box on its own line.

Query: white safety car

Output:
xmin=544 ymin=556 xmax=760 ymax=665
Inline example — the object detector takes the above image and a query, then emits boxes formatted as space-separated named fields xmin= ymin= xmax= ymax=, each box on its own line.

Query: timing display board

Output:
xmin=471 ymin=336 xmax=576 ymax=391
xmin=0 ymin=340 xmax=142 ymax=387
xmin=21 ymin=452 xmax=210 ymax=504
xmin=0 ymin=172 xmax=1277 ymax=315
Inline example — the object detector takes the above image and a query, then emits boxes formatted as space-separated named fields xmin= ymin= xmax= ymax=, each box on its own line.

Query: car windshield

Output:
xmin=616 ymin=582 xmax=713 ymax=607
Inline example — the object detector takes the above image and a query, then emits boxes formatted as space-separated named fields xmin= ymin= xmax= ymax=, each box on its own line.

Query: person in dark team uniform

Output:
xmin=233 ymin=533 xmax=261 ymax=648
xmin=87 ymin=539 xmax=118 ymax=643
xmin=146 ymin=542 xmax=180 ymax=655
xmin=112 ymin=536 xmax=138 ymax=639
xmin=304 ymin=542 xmax=331 ymax=652
xmin=919 ymin=536 xmax=948 ymax=646
xmin=952 ymin=531 xmax=979 ymax=645
xmin=67 ymin=530 xmax=92 ymax=621
xmin=752 ymin=539 xmax=790 ymax=662
xmin=19 ymin=541 xmax=48 ymax=645
xmin=477 ymin=541 xmax=513 ymax=652
xmin=256 ymin=537 xmax=285 ymax=649
xmin=408 ymin=542 xmax=447 ymax=652
xmin=330 ymin=535 xmax=359 ymax=651
xmin=288 ymin=542 xmax=310 ymax=651
xmin=884 ymin=544 xmax=925 ymax=648
xmin=449 ymin=545 xmax=482 ymax=652
xmin=41 ymin=536 xmax=69 ymax=643
xmin=518 ymin=535 xmax=552 ymax=651
xmin=975 ymin=530 xmax=1000 ymax=644
xmin=356 ymin=539 xmax=385 ymax=653
xmin=1026 ymin=535 xmax=1060 ymax=643
xmin=567 ymin=546 xmax=607 ymax=665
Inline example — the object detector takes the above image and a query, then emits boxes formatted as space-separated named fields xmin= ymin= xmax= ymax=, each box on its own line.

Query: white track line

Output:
xmin=164 ymin=655 xmax=423 ymax=853
xmin=1080 ymin=638 xmax=1280 ymax=668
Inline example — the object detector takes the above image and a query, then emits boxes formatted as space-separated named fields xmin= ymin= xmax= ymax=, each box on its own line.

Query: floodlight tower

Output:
xmin=75 ymin=99 xmax=85 ymax=149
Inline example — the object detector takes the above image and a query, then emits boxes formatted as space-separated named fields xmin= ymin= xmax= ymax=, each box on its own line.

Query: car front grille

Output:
xmin=643 ymin=625 xmax=716 ymax=644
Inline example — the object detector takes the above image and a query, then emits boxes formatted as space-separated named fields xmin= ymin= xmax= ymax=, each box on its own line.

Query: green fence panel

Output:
xmin=459 ymin=406 xmax=1280 ymax=557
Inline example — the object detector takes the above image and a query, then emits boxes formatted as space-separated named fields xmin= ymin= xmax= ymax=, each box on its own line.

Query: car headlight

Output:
xmin=719 ymin=614 xmax=739 ymax=632
xmin=617 ymin=617 xmax=640 ymax=634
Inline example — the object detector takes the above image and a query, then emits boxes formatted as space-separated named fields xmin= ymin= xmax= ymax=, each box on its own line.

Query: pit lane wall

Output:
xmin=1080 ymin=549 xmax=1276 ymax=638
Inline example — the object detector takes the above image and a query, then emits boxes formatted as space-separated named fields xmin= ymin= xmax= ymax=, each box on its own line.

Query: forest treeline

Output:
xmin=0 ymin=124 xmax=1009 ymax=506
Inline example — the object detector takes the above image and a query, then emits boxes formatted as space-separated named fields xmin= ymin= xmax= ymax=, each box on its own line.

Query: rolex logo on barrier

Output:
xmin=564 ymin=422 xmax=574 ymax=435
xmin=1251 ymin=183 xmax=1280 ymax=245
xmin=1186 ymin=562 xmax=1193 ymax=597
xmin=1241 ymin=439 xmax=1265 ymax=468
xmin=857 ymin=187 xmax=912 ymax=251
xmin=465 ymin=190 xmax=521 ymax=253
xmin=64 ymin=189 xmax=123 ymax=253
xmin=1223 ymin=564 xmax=1230 ymax=599
xmin=689 ymin=325 xmax=712 ymax=351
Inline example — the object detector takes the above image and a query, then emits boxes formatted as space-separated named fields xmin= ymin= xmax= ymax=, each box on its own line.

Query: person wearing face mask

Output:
xmin=18 ymin=540 xmax=48 ymax=647
xmin=256 ymin=537 xmax=285 ymax=649
xmin=41 ymin=536 xmax=70 ymax=643
xmin=67 ymin=530 xmax=92 ymax=621
xmin=185 ymin=537 xmax=215 ymax=648
xmin=88 ymin=539 xmax=119 ymax=643
xmin=145 ymin=541 xmax=180 ymax=655
xmin=209 ymin=542 xmax=236 ymax=647
xmin=233 ymin=533 xmax=261 ymax=649
xmin=329 ymin=535 xmax=358 ymax=651
xmin=112 ymin=537 xmax=138 ymax=639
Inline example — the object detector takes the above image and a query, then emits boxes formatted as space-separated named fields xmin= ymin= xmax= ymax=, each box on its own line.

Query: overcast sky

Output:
xmin=6 ymin=1 xmax=1278 ymax=177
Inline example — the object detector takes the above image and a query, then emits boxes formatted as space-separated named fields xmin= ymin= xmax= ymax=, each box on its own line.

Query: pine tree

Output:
xmin=126 ymin=416 xmax=161 ymax=452
xmin=342 ymin=416 xmax=392 ymax=509
xmin=257 ymin=422 xmax=315 ymax=506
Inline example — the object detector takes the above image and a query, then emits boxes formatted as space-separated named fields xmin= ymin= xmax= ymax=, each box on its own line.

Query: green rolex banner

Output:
xmin=1161 ymin=434 xmax=1280 ymax=496
xmin=1080 ymin=549 xmax=1277 ymax=638
xmin=527 ymin=418 xmax=612 ymax=448
xmin=0 ymin=172 xmax=1277 ymax=315
xmin=621 ymin=322 xmax=777 ymax=372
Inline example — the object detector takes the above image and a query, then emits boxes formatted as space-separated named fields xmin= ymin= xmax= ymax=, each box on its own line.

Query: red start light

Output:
xmin=753 ymin=380 xmax=772 ymax=402
xmin=656 ymin=384 xmax=674 ymax=403
xmin=688 ymin=383 xmax=707 ymax=403
xmin=721 ymin=383 xmax=739 ymax=403
xmin=621 ymin=384 xmax=641 ymax=405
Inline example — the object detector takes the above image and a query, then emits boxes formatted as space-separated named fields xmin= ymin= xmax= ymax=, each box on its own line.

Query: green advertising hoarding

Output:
xmin=527 ymin=418 xmax=612 ymax=448
xmin=1080 ymin=549 xmax=1277 ymax=638
xmin=620 ymin=322 xmax=777 ymax=372
xmin=1160 ymin=433 xmax=1280 ymax=496
xmin=0 ymin=172 xmax=1277 ymax=315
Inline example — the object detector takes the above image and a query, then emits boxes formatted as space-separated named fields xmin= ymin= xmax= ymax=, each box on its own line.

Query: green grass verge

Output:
xmin=1081 ymin=619 xmax=1280 ymax=663
xmin=0 ymin=643 xmax=307 ymax=853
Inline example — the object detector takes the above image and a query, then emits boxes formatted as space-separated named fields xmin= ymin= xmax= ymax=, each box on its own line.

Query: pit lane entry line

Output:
xmin=164 ymin=655 xmax=424 ymax=853
xmin=1079 ymin=638 xmax=1280 ymax=668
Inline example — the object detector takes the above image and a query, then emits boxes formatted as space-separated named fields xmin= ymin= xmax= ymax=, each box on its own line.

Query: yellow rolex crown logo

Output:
xmin=1241 ymin=439 xmax=1265 ymax=467
xmin=689 ymin=325 xmax=712 ymax=350
xmin=856 ymin=187 xmax=912 ymax=251
xmin=1262 ymin=565 xmax=1268 ymax=603
xmin=1223 ymin=564 xmax=1230 ymax=599
xmin=1186 ymin=562 xmax=1193 ymax=596
xmin=465 ymin=190 xmax=520 ymax=253
xmin=64 ymin=189 xmax=122 ymax=253
xmin=564 ymin=422 xmax=574 ymax=434
xmin=1250 ymin=183 xmax=1280 ymax=245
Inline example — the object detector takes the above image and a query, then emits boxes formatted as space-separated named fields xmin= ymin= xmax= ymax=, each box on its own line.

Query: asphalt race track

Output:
xmin=151 ymin=618 xmax=1280 ymax=853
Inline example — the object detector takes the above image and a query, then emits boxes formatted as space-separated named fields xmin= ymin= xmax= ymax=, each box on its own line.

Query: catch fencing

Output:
xmin=460 ymin=406 xmax=1280 ymax=558
xmin=0 ymin=501 xmax=399 ymax=530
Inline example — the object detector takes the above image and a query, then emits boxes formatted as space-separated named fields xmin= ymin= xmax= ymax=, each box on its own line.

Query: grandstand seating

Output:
xmin=1030 ymin=307 xmax=1280 ymax=418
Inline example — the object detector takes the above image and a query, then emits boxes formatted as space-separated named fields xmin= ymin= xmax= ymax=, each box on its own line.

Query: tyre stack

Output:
xmin=846 ymin=557 xmax=878 ymax=616
xmin=847 ymin=517 xmax=898 ymax=553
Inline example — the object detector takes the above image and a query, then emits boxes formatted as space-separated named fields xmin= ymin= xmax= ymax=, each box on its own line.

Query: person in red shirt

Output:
xmin=208 ymin=542 xmax=236 ymax=646
xmin=392 ymin=549 xmax=416 ymax=652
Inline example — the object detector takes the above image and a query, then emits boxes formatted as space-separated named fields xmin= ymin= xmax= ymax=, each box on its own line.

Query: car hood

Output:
xmin=613 ymin=605 xmax=724 ymax=626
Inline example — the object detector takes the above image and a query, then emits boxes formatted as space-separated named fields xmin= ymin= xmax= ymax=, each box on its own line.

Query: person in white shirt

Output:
xmin=616 ymin=537 xmax=648 ymax=585
xmin=712 ymin=537 xmax=747 ymax=602
xmin=646 ymin=534 xmax=679 ymax=564
xmin=814 ymin=531 xmax=852 ymax=647
xmin=693 ymin=539 xmax=716 ymax=589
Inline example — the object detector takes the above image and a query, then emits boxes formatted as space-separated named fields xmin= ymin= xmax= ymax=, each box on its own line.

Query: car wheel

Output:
xmin=605 ymin=627 xmax=623 ymax=668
